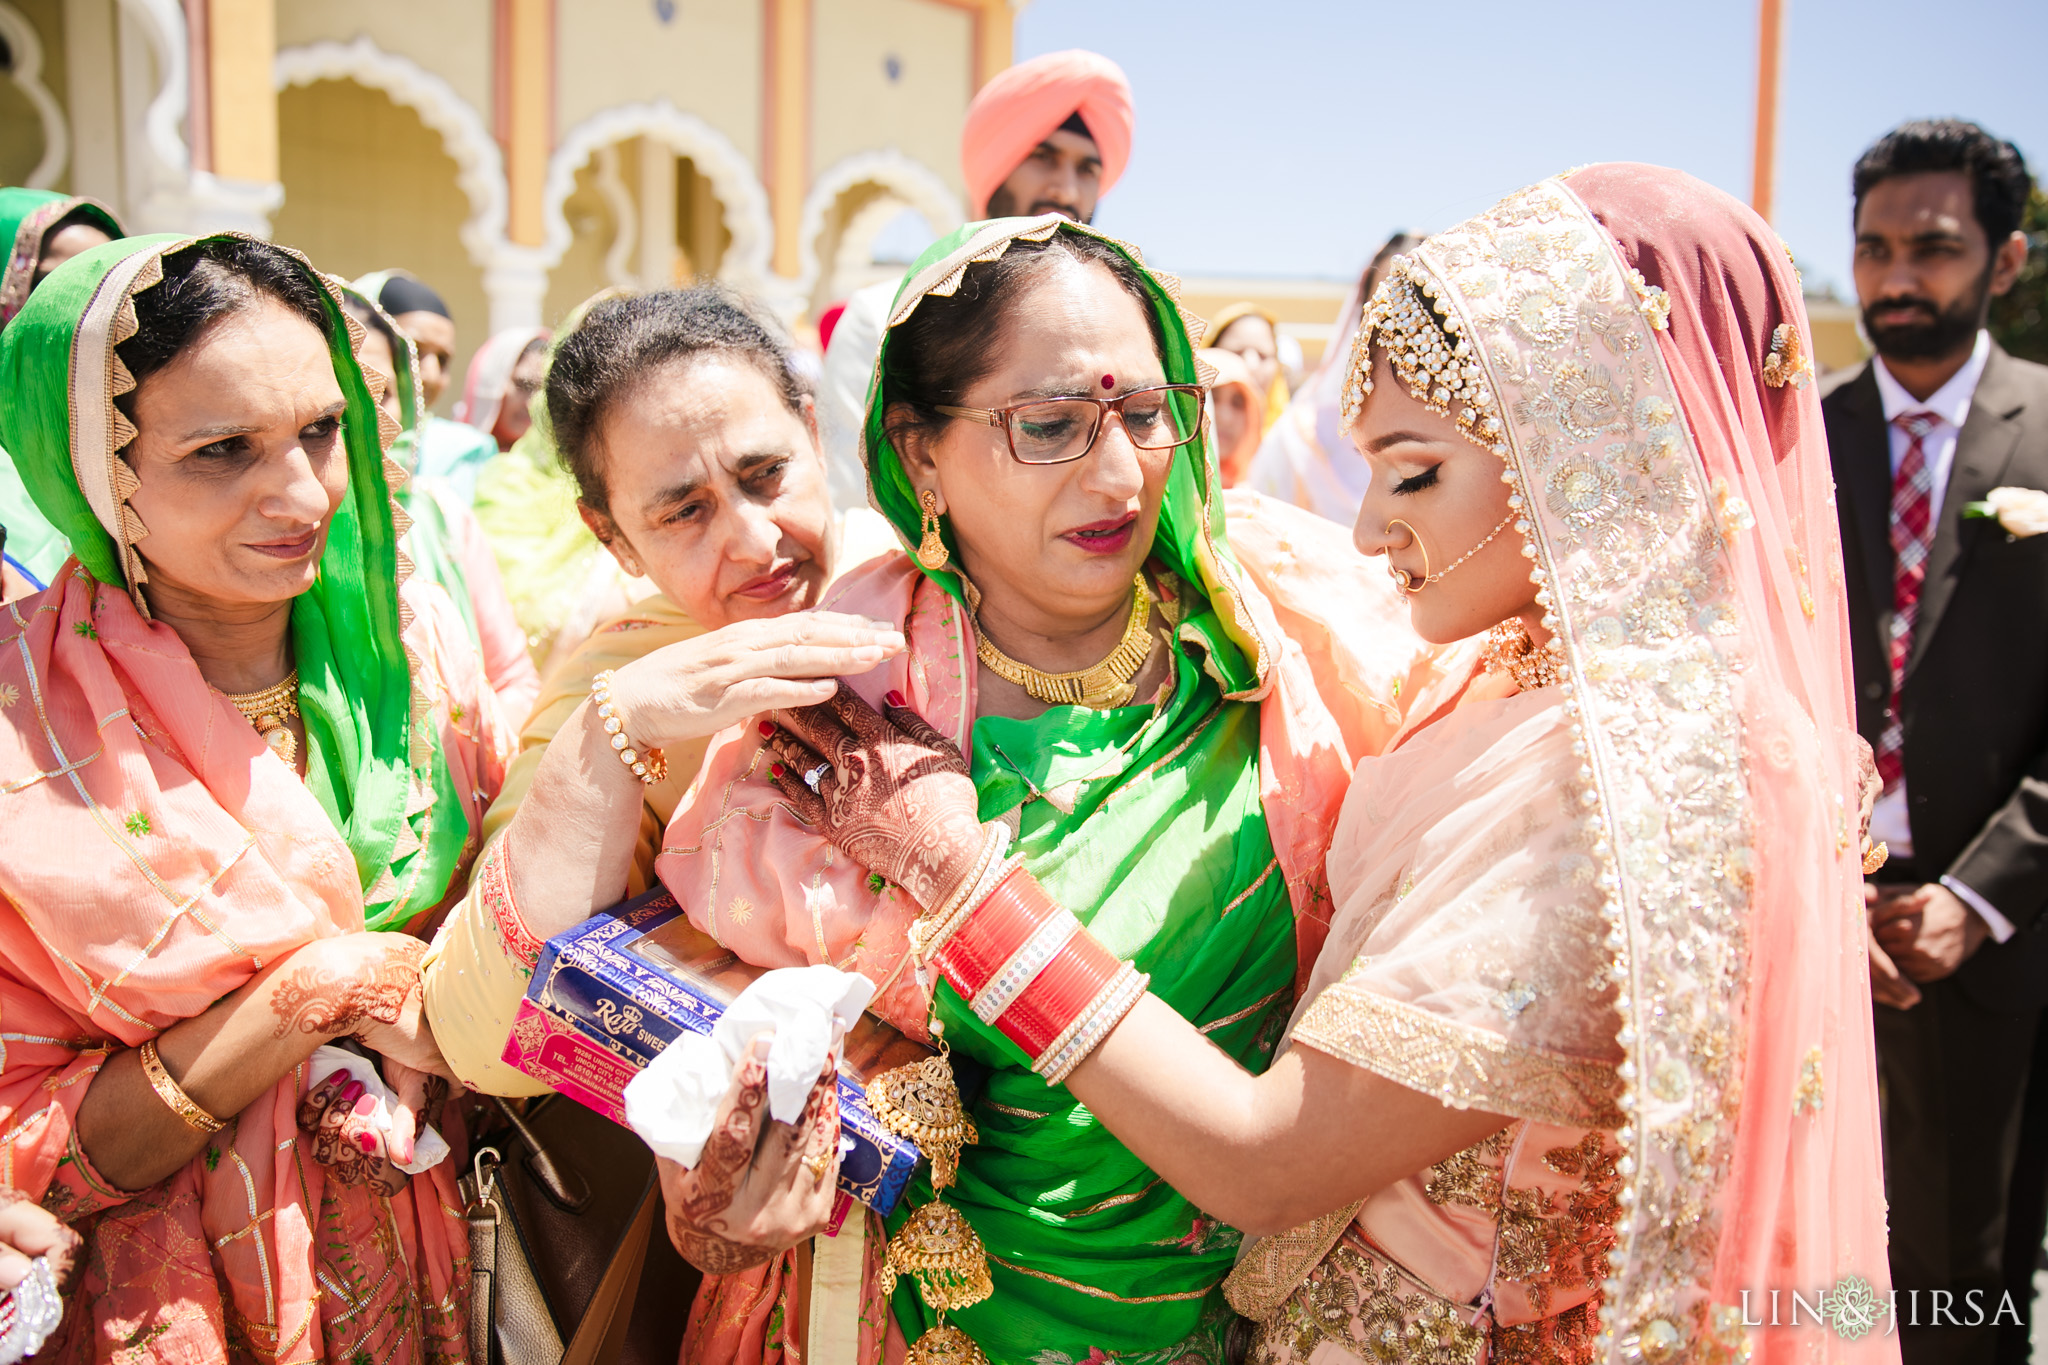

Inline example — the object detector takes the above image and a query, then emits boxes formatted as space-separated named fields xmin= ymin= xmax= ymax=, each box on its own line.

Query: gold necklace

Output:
xmin=973 ymin=573 xmax=1156 ymax=710
xmin=1480 ymin=620 xmax=1566 ymax=691
xmin=224 ymin=670 xmax=302 ymax=765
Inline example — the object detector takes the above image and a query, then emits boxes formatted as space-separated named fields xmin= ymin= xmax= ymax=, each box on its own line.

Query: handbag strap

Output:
xmin=560 ymin=1173 xmax=660 ymax=1365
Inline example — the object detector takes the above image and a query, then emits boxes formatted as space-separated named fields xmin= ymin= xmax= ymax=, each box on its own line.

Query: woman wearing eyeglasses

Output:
xmin=640 ymin=217 xmax=1421 ymax=1363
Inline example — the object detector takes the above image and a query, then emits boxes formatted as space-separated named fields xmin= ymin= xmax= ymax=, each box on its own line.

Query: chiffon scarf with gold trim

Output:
xmin=0 ymin=235 xmax=515 ymax=1363
xmin=656 ymin=218 xmax=1421 ymax=1363
xmin=1236 ymin=166 xmax=1889 ymax=1365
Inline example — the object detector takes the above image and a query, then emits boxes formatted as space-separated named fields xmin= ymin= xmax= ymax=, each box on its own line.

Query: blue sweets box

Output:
xmin=502 ymin=884 xmax=926 ymax=1216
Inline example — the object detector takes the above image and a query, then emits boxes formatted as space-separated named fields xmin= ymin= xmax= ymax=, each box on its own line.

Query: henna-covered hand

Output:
xmin=763 ymin=684 xmax=984 ymax=914
xmin=296 ymin=1069 xmax=408 ymax=1197
xmin=0 ymin=1186 xmax=82 ymax=1295
xmin=1854 ymin=735 xmax=1880 ymax=847
xmin=269 ymin=936 xmax=426 ymax=1041
xmin=657 ymin=1042 xmax=841 ymax=1275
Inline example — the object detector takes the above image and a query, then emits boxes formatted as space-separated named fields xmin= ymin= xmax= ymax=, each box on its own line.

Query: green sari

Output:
xmin=871 ymin=221 xmax=1292 ymax=1362
xmin=0 ymin=233 xmax=472 ymax=927
xmin=0 ymin=188 xmax=123 ymax=586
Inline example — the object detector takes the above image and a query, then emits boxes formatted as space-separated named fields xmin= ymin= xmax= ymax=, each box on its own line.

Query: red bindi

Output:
xmin=1101 ymin=373 xmax=1115 ymax=390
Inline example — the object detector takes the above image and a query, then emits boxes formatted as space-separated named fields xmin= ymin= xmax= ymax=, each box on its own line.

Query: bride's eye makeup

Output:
xmin=1390 ymin=465 xmax=1441 ymax=496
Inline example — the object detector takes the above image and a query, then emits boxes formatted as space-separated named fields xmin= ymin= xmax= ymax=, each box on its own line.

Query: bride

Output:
xmin=767 ymin=164 xmax=1894 ymax=1363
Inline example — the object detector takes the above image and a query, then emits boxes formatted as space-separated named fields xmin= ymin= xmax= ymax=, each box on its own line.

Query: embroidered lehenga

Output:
xmin=0 ymin=234 xmax=512 ymax=1363
xmin=1225 ymin=166 xmax=1893 ymax=1364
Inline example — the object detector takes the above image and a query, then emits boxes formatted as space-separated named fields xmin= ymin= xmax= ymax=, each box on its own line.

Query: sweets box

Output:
xmin=501 ymin=885 xmax=927 ymax=1215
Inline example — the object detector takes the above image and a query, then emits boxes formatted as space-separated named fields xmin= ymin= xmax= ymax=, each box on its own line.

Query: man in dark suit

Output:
xmin=1823 ymin=118 xmax=2048 ymax=1365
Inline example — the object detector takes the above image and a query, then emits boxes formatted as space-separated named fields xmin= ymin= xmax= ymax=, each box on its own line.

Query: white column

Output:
xmin=637 ymin=135 xmax=675 ymax=288
xmin=63 ymin=0 xmax=122 ymax=208
xmin=483 ymin=246 xmax=549 ymax=334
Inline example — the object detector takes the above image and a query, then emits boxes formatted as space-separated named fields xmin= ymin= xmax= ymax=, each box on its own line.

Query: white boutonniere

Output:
xmin=1963 ymin=487 xmax=2048 ymax=539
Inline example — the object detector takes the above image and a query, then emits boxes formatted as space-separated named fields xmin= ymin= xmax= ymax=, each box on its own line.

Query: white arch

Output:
xmin=0 ymin=3 xmax=68 ymax=187
xmin=544 ymin=102 xmax=771 ymax=291
xmin=274 ymin=37 xmax=508 ymax=264
xmin=796 ymin=150 xmax=964 ymax=300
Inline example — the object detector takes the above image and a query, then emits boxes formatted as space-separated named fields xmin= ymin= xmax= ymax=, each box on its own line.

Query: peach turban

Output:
xmin=960 ymin=50 xmax=1135 ymax=216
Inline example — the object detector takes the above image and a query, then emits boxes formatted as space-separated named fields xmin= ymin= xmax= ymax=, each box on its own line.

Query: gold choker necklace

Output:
xmin=225 ymin=670 xmax=301 ymax=765
xmin=1480 ymin=621 xmax=1566 ymax=691
xmin=973 ymin=574 xmax=1156 ymax=710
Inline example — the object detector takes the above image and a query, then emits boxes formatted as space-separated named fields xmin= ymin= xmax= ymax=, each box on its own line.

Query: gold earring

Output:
xmin=1385 ymin=518 xmax=1430 ymax=595
xmin=916 ymin=489 xmax=950 ymax=572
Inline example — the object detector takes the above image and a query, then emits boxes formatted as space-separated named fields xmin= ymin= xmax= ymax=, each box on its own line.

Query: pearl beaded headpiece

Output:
xmin=1340 ymin=256 xmax=1508 ymax=460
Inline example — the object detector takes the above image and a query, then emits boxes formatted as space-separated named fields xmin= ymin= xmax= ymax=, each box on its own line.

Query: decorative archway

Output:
xmin=797 ymin=149 xmax=964 ymax=303
xmin=544 ymin=103 xmax=771 ymax=293
xmin=0 ymin=3 xmax=68 ymax=188
xmin=275 ymin=37 xmax=508 ymax=263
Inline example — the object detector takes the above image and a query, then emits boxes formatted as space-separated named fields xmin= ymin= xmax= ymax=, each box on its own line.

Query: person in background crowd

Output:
xmin=455 ymin=326 xmax=551 ymax=452
xmin=340 ymin=290 xmax=541 ymax=723
xmin=0 ymin=189 xmax=123 ymax=595
xmin=1247 ymin=231 xmax=1426 ymax=523
xmin=355 ymin=270 xmax=500 ymax=506
xmin=1823 ymin=118 xmax=2048 ymax=1365
xmin=817 ymin=49 xmax=1136 ymax=511
xmin=0 ymin=232 xmax=510 ymax=1363
xmin=1200 ymin=345 xmax=1264 ymax=486
xmin=1203 ymin=302 xmax=1289 ymax=433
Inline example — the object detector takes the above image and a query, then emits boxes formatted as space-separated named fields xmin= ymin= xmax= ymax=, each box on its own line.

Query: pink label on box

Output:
xmin=501 ymin=998 xmax=636 ymax=1124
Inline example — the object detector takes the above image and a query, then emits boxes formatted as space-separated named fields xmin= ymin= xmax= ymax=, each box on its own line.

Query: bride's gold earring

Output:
xmin=1385 ymin=518 xmax=1431 ymax=595
xmin=916 ymin=489 xmax=951 ymax=572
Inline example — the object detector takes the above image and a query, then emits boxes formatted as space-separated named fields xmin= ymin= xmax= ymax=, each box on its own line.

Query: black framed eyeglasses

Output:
xmin=935 ymin=384 xmax=1207 ymax=465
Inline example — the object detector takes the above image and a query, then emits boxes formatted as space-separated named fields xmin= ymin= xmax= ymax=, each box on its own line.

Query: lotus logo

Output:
xmin=1822 ymin=1275 xmax=1884 ymax=1341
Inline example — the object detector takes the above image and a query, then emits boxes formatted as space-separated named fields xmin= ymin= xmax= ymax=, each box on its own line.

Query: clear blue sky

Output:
xmin=1013 ymin=0 xmax=2048 ymax=300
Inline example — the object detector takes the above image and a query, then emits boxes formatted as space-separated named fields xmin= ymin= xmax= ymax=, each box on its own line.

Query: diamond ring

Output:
xmin=804 ymin=762 xmax=831 ymax=792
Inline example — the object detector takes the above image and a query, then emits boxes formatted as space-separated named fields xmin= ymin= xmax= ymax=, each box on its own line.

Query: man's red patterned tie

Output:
xmin=1875 ymin=409 xmax=1942 ymax=792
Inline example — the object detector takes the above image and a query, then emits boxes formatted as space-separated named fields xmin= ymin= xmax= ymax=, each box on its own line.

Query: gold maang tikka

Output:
xmin=871 ymin=1020 xmax=993 ymax=1364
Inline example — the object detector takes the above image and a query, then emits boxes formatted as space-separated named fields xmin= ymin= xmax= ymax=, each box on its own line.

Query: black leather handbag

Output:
xmin=459 ymin=1095 xmax=702 ymax=1365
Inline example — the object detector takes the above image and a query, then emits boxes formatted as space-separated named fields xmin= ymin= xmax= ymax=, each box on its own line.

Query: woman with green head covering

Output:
xmin=642 ymin=217 xmax=1413 ymax=1363
xmin=0 ymin=187 xmax=122 ymax=589
xmin=0 ymin=232 xmax=513 ymax=1362
xmin=339 ymin=286 xmax=541 ymax=722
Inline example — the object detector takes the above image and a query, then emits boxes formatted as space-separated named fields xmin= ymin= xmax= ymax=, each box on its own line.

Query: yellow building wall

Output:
xmin=554 ymin=0 xmax=763 ymax=166
xmin=272 ymin=78 xmax=489 ymax=413
xmin=1 ymin=0 xmax=69 ymax=188
xmin=811 ymin=0 xmax=972 ymax=198
xmin=274 ymin=0 xmax=494 ymax=123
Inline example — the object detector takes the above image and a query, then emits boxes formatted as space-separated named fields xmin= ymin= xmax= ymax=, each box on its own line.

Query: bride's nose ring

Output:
xmin=1385 ymin=511 xmax=1517 ymax=596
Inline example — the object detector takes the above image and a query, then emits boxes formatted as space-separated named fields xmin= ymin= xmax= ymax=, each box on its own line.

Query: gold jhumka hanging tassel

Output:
xmin=870 ymin=1023 xmax=992 ymax=1363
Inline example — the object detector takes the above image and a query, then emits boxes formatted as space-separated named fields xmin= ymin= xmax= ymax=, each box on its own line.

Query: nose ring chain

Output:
xmin=1384 ymin=510 xmax=1516 ymax=595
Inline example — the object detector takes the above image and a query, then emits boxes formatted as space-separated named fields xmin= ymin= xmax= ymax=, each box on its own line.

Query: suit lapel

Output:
xmin=1908 ymin=345 xmax=2026 ymax=677
xmin=1834 ymin=366 xmax=1896 ymax=620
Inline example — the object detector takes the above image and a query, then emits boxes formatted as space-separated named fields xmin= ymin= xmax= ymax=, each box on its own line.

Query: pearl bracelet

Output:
xmin=591 ymin=670 xmax=666 ymax=784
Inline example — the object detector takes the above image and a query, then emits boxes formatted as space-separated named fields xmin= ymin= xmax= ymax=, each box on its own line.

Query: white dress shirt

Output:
xmin=1867 ymin=329 xmax=2013 ymax=940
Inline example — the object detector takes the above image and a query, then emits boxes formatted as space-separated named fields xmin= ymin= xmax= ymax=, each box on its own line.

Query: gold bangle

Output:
xmin=139 ymin=1038 xmax=224 ymax=1134
xmin=1861 ymin=838 xmax=1889 ymax=876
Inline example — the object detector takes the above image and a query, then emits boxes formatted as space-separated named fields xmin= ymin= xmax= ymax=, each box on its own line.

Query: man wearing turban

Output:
xmin=817 ymin=50 xmax=1136 ymax=508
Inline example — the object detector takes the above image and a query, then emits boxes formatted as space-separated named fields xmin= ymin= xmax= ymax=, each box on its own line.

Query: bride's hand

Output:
xmin=607 ymin=613 xmax=905 ymax=752
xmin=763 ymin=684 xmax=985 ymax=913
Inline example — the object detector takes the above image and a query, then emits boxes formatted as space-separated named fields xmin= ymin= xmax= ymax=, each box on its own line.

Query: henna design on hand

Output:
xmin=768 ymin=686 xmax=984 ymax=912
xmin=296 ymin=1072 xmax=406 ymax=1196
xmin=665 ymin=1056 xmax=776 ymax=1274
xmin=269 ymin=938 xmax=426 ymax=1041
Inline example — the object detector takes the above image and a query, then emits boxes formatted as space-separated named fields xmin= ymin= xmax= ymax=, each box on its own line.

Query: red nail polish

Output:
xmin=759 ymin=720 xmax=776 ymax=738
xmin=339 ymin=1081 xmax=365 ymax=1103
xmin=771 ymin=762 xmax=785 ymax=778
xmin=357 ymin=1133 xmax=378 ymax=1153
xmin=885 ymin=690 xmax=906 ymax=708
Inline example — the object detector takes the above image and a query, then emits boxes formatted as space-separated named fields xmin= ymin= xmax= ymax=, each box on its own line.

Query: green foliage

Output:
xmin=1990 ymin=188 xmax=2048 ymax=364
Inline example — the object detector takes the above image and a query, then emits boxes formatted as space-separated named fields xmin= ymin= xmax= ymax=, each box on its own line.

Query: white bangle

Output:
xmin=591 ymin=670 xmax=667 ymax=784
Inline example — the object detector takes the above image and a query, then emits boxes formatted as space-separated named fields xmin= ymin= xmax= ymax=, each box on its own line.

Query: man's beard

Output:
xmin=984 ymin=186 xmax=1088 ymax=224
xmin=1864 ymin=264 xmax=1991 ymax=363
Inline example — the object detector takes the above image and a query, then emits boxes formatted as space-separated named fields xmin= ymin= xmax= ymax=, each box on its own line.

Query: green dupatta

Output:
xmin=0 ymin=188 xmax=124 ymax=585
xmin=866 ymin=218 xmax=1293 ymax=1363
xmin=0 ymin=234 xmax=469 ymax=928
xmin=347 ymin=285 xmax=481 ymax=644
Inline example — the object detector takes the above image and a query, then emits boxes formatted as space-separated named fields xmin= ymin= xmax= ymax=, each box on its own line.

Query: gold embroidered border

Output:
xmin=988 ymin=1253 xmax=1216 ymax=1304
xmin=1293 ymin=986 xmax=1622 ymax=1130
xmin=1222 ymin=1198 xmax=1361 ymax=1320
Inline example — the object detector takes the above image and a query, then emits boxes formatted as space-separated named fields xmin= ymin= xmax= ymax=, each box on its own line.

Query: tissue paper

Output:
xmin=305 ymin=1045 xmax=451 ymax=1175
